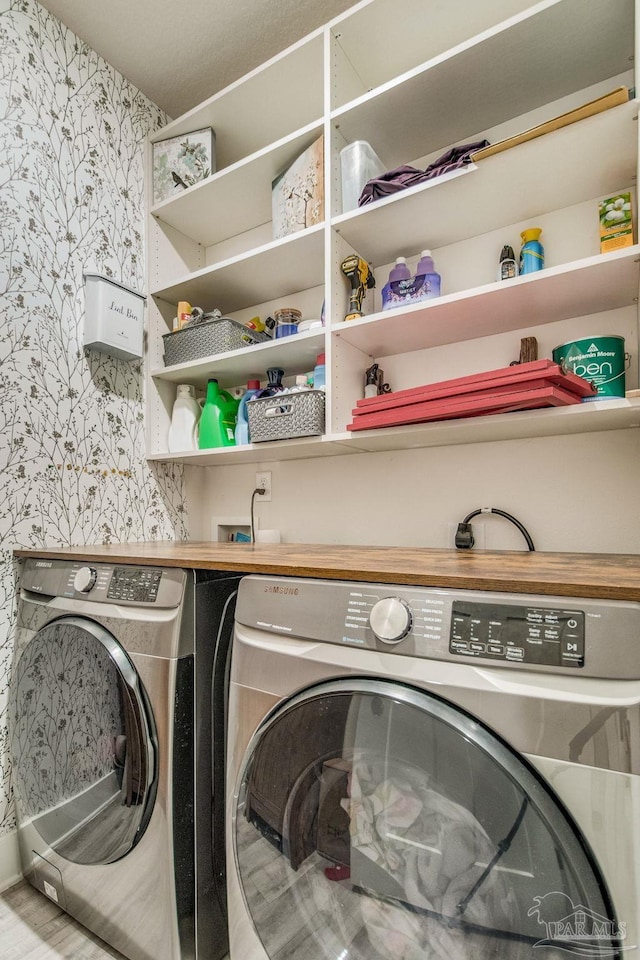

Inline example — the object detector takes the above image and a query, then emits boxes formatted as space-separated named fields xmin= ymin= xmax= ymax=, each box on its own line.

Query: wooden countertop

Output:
xmin=13 ymin=542 xmax=640 ymax=601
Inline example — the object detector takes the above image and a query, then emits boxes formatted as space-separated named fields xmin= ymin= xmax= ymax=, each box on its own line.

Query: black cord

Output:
xmin=250 ymin=487 xmax=265 ymax=543
xmin=455 ymin=507 xmax=535 ymax=551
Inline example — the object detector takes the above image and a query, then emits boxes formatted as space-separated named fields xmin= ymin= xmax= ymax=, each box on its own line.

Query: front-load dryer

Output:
xmin=227 ymin=575 xmax=639 ymax=960
xmin=9 ymin=557 xmax=241 ymax=960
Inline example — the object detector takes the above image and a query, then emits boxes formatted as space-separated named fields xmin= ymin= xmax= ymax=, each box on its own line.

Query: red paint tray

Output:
xmin=348 ymin=367 xmax=591 ymax=431
xmin=351 ymin=359 xmax=595 ymax=421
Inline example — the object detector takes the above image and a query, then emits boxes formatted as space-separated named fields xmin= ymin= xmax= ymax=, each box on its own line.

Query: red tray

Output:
xmin=347 ymin=383 xmax=583 ymax=432
xmin=351 ymin=359 xmax=596 ymax=418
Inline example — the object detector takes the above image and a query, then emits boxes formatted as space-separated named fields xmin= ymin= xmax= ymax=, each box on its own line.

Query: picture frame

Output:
xmin=152 ymin=127 xmax=216 ymax=205
xmin=272 ymin=135 xmax=324 ymax=240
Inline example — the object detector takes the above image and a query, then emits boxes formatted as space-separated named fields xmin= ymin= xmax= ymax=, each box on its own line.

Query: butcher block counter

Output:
xmin=13 ymin=542 xmax=640 ymax=602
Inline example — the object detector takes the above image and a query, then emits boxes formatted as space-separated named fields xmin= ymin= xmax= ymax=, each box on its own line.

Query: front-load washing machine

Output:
xmin=227 ymin=574 xmax=639 ymax=960
xmin=9 ymin=557 xmax=241 ymax=960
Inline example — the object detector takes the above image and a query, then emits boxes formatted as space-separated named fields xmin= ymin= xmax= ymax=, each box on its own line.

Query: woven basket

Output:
xmin=247 ymin=390 xmax=325 ymax=442
xmin=163 ymin=317 xmax=267 ymax=366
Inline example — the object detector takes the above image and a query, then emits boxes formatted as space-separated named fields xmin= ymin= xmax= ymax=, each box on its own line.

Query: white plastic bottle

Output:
xmin=167 ymin=384 xmax=201 ymax=452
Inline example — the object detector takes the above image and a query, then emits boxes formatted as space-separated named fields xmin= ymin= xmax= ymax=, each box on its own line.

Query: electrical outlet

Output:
xmin=256 ymin=471 xmax=272 ymax=501
xmin=448 ymin=522 xmax=485 ymax=549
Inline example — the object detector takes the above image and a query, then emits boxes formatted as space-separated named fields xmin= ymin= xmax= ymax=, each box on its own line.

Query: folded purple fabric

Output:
xmin=358 ymin=139 xmax=490 ymax=206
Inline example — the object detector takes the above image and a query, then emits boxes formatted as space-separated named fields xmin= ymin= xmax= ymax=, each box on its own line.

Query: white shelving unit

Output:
xmin=145 ymin=0 xmax=640 ymax=465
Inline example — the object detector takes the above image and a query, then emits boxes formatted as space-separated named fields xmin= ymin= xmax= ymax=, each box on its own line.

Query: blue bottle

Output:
xmin=519 ymin=228 xmax=544 ymax=274
xmin=234 ymin=379 xmax=261 ymax=445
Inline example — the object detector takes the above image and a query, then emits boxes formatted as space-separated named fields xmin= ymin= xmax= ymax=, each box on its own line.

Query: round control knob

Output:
xmin=73 ymin=566 xmax=97 ymax=594
xmin=369 ymin=597 xmax=412 ymax=644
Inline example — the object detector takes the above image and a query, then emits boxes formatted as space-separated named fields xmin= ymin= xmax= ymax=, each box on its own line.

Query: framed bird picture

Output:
xmin=152 ymin=128 xmax=216 ymax=205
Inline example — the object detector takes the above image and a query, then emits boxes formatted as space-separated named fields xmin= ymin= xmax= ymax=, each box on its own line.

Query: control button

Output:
xmin=451 ymin=640 xmax=470 ymax=652
xmin=567 ymin=618 xmax=578 ymax=629
xmin=470 ymin=642 xmax=486 ymax=653
xmin=487 ymin=644 xmax=504 ymax=656
xmin=73 ymin=566 xmax=97 ymax=594
xmin=369 ymin=597 xmax=412 ymax=644
xmin=506 ymin=646 xmax=525 ymax=660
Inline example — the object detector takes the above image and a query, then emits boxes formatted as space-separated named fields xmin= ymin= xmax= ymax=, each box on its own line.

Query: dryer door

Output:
xmin=232 ymin=678 xmax=623 ymax=960
xmin=9 ymin=615 xmax=156 ymax=865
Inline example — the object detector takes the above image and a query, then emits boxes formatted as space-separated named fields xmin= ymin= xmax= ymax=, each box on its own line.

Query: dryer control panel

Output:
xmin=450 ymin=599 xmax=585 ymax=667
xmin=236 ymin=575 xmax=640 ymax=679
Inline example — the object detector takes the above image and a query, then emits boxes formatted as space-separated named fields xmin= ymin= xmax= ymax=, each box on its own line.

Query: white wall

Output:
xmin=185 ymin=427 xmax=640 ymax=553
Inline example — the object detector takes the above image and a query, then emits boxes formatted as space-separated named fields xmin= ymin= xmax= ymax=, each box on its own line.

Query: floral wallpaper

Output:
xmin=0 ymin=0 xmax=188 ymax=837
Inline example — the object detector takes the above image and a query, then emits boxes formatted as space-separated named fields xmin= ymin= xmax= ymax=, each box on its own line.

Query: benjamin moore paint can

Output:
xmin=552 ymin=335 xmax=627 ymax=400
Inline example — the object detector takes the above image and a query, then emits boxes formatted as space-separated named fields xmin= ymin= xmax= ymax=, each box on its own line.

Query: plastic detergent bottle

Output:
xmin=388 ymin=257 xmax=411 ymax=283
xmin=234 ymin=379 xmax=261 ymax=445
xmin=313 ymin=353 xmax=326 ymax=389
xmin=167 ymin=383 xmax=201 ymax=452
xmin=519 ymin=228 xmax=544 ymax=274
xmin=198 ymin=378 xmax=237 ymax=448
xmin=415 ymin=249 xmax=441 ymax=297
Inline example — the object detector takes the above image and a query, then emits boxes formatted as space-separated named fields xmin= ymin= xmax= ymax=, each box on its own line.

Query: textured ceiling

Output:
xmin=37 ymin=0 xmax=355 ymax=119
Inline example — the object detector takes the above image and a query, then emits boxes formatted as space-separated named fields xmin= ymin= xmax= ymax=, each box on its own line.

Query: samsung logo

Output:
xmin=263 ymin=585 xmax=299 ymax=596
xmin=35 ymin=561 xmax=53 ymax=568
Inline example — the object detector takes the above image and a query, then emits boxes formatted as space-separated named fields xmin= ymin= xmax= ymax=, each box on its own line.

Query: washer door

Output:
xmin=233 ymin=678 xmax=622 ymax=960
xmin=9 ymin=615 xmax=156 ymax=865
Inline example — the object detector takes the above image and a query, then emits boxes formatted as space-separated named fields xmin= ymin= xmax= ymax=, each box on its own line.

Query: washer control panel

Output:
xmin=20 ymin=558 xmax=185 ymax=608
xmin=450 ymin=600 xmax=585 ymax=668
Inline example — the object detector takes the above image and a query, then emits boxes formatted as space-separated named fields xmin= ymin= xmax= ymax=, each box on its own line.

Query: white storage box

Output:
xmin=340 ymin=140 xmax=385 ymax=212
xmin=83 ymin=272 xmax=145 ymax=361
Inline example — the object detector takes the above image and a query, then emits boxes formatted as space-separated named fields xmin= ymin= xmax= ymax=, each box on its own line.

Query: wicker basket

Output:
xmin=247 ymin=390 xmax=325 ymax=442
xmin=162 ymin=317 xmax=267 ymax=366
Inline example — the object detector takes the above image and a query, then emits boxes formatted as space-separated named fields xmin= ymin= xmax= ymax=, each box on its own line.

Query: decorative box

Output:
xmin=272 ymin=135 xmax=324 ymax=239
xmin=152 ymin=127 xmax=216 ymax=205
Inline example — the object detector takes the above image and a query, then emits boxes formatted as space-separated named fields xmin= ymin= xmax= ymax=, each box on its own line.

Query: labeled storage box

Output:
xmin=599 ymin=191 xmax=633 ymax=252
xmin=83 ymin=272 xmax=145 ymax=361
xmin=247 ymin=390 xmax=325 ymax=442
xmin=162 ymin=316 xmax=267 ymax=367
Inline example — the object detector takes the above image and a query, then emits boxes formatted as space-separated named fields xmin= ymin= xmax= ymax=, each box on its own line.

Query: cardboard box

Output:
xmin=152 ymin=127 xmax=215 ymax=205
xmin=272 ymin=135 xmax=324 ymax=239
xmin=599 ymin=191 xmax=633 ymax=252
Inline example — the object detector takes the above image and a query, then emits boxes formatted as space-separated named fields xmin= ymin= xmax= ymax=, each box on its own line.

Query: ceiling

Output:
xmin=37 ymin=0 xmax=356 ymax=119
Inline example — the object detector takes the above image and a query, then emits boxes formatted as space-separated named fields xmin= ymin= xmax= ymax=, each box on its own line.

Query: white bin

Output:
xmin=83 ymin=272 xmax=145 ymax=361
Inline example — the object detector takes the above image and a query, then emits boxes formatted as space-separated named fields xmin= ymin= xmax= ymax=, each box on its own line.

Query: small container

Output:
xmin=340 ymin=140 xmax=385 ymax=212
xmin=498 ymin=245 xmax=518 ymax=280
xmin=274 ymin=307 xmax=301 ymax=325
xmin=275 ymin=323 xmax=298 ymax=339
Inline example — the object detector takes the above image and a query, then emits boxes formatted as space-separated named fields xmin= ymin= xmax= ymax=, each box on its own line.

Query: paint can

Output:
xmin=552 ymin=335 xmax=629 ymax=400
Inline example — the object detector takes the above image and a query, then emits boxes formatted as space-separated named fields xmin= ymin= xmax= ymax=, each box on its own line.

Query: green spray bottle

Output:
xmin=198 ymin=378 xmax=238 ymax=448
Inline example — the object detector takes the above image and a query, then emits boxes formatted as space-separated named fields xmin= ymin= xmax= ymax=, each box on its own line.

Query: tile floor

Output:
xmin=0 ymin=881 xmax=126 ymax=960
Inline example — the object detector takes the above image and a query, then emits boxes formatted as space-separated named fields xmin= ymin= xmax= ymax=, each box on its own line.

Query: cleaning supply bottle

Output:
xmin=313 ymin=353 xmax=326 ymax=389
xmin=388 ymin=257 xmax=411 ymax=283
xmin=234 ymin=379 xmax=261 ymax=445
xmin=498 ymin=245 xmax=518 ymax=280
xmin=519 ymin=227 xmax=544 ymax=274
xmin=198 ymin=378 xmax=237 ymax=448
xmin=254 ymin=367 xmax=285 ymax=399
xmin=415 ymin=249 xmax=441 ymax=298
xmin=167 ymin=383 xmax=201 ymax=452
